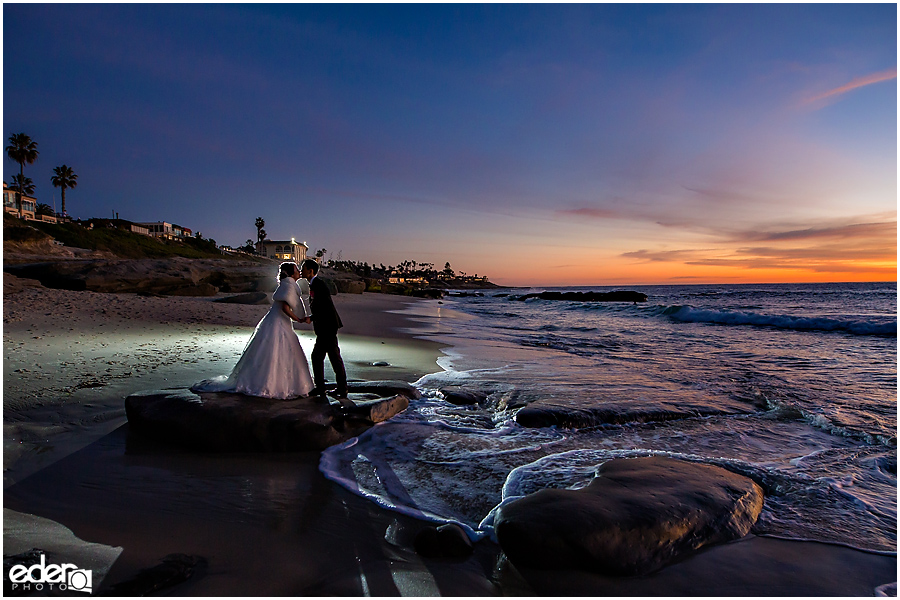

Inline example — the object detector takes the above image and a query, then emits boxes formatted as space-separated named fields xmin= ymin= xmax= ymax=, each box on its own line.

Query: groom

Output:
xmin=300 ymin=259 xmax=348 ymax=400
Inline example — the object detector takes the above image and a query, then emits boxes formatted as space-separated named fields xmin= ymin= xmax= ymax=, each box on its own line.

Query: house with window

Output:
xmin=3 ymin=183 xmax=36 ymax=219
xmin=256 ymin=238 xmax=308 ymax=264
xmin=136 ymin=221 xmax=191 ymax=240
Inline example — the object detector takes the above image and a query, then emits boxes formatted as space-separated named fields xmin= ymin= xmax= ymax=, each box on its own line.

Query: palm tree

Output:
xmin=6 ymin=133 xmax=39 ymax=217
xmin=255 ymin=217 xmax=266 ymax=244
xmin=50 ymin=165 xmax=78 ymax=217
xmin=35 ymin=203 xmax=54 ymax=217
xmin=9 ymin=173 xmax=35 ymax=197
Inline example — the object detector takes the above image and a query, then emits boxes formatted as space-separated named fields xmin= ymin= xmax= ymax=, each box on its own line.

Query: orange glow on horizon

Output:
xmin=485 ymin=255 xmax=897 ymax=287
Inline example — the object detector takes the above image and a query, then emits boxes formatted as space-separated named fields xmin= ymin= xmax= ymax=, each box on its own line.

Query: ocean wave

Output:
xmin=663 ymin=305 xmax=897 ymax=336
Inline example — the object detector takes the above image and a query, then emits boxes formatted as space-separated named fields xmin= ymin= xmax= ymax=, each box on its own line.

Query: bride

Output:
xmin=192 ymin=262 xmax=315 ymax=399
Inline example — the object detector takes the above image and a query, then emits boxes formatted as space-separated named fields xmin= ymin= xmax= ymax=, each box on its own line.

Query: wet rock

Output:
xmin=213 ymin=292 xmax=270 ymax=305
xmin=414 ymin=524 xmax=474 ymax=559
xmin=440 ymin=386 xmax=488 ymax=406
xmin=125 ymin=385 xmax=412 ymax=452
xmin=513 ymin=290 xmax=648 ymax=303
xmin=344 ymin=395 xmax=411 ymax=424
xmin=346 ymin=380 xmax=423 ymax=400
xmin=494 ymin=456 xmax=764 ymax=576
xmin=515 ymin=397 xmax=759 ymax=429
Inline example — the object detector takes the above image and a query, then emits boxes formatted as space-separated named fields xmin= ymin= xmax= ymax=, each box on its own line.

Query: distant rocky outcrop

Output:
xmin=512 ymin=291 xmax=648 ymax=303
xmin=494 ymin=456 xmax=764 ymax=576
xmin=125 ymin=381 xmax=416 ymax=452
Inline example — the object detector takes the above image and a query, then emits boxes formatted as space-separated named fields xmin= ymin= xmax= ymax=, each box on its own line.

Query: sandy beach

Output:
xmin=3 ymin=276 xmax=896 ymax=596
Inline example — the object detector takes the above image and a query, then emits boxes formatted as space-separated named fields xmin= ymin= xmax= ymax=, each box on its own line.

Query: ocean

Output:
xmin=321 ymin=282 xmax=897 ymax=554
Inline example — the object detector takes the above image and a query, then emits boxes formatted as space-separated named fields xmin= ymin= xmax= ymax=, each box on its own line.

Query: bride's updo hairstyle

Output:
xmin=278 ymin=262 xmax=298 ymax=281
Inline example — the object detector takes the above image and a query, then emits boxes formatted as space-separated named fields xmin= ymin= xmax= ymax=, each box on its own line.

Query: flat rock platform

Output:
xmin=125 ymin=381 xmax=418 ymax=452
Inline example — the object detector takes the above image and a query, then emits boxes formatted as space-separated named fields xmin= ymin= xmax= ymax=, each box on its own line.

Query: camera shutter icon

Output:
xmin=67 ymin=569 xmax=92 ymax=593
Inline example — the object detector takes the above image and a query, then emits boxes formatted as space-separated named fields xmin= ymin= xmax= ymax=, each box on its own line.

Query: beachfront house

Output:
xmin=3 ymin=183 xmax=59 ymax=223
xmin=136 ymin=221 xmax=192 ymax=240
xmin=389 ymin=273 xmax=428 ymax=285
xmin=256 ymin=238 xmax=308 ymax=263
xmin=3 ymin=184 xmax=36 ymax=219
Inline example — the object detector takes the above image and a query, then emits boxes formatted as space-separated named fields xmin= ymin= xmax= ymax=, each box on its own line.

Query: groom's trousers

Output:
xmin=311 ymin=331 xmax=347 ymax=394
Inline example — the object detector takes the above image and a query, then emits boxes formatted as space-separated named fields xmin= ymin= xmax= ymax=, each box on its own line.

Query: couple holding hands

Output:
xmin=194 ymin=259 xmax=348 ymax=403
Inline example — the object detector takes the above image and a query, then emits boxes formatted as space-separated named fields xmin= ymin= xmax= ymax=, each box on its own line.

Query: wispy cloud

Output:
xmin=557 ymin=206 xmax=630 ymax=220
xmin=620 ymin=216 xmax=897 ymax=277
xmin=728 ymin=221 xmax=896 ymax=243
xmin=802 ymin=68 xmax=897 ymax=107
xmin=621 ymin=249 xmax=710 ymax=263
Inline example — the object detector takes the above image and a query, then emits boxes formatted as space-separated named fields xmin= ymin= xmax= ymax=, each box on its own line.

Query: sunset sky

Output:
xmin=4 ymin=4 xmax=896 ymax=286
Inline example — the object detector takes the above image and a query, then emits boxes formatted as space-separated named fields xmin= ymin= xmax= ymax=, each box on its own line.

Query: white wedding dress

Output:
xmin=192 ymin=277 xmax=315 ymax=399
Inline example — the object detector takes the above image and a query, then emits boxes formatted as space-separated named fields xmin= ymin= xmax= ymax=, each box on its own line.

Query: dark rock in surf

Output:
xmin=414 ymin=524 xmax=474 ymax=559
xmin=513 ymin=290 xmax=648 ymax=303
xmin=515 ymin=396 xmax=761 ymax=429
xmin=125 ymin=384 xmax=412 ymax=452
xmin=440 ymin=386 xmax=488 ymax=406
xmin=410 ymin=288 xmax=444 ymax=299
xmin=346 ymin=380 xmax=423 ymax=400
xmin=493 ymin=456 xmax=764 ymax=576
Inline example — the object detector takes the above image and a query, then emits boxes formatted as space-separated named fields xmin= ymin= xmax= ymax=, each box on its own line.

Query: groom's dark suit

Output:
xmin=309 ymin=276 xmax=347 ymax=396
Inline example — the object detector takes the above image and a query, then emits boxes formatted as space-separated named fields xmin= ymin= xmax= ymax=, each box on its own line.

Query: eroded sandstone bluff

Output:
xmin=3 ymin=257 xmax=366 ymax=296
xmin=125 ymin=381 xmax=419 ymax=452
xmin=493 ymin=456 xmax=764 ymax=576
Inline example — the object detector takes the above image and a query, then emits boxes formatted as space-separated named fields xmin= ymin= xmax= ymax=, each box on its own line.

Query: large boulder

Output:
xmin=494 ymin=456 xmax=764 ymax=576
xmin=125 ymin=385 xmax=411 ymax=452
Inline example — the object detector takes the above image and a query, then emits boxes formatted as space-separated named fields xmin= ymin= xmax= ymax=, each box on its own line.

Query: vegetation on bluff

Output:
xmin=3 ymin=214 xmax=233 ymax=260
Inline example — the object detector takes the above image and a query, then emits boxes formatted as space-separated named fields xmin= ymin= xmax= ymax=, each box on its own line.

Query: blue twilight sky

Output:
xmin=4 ymin=3 xmax=897 ymax=285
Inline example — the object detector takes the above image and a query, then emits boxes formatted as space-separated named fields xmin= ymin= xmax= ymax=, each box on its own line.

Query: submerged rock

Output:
xmin=494 ymin=456 xmax=764 ymax=576
xmin=125 ymin=384 xmax=412 ymax=452
xmin=440 ymin=386 xmax=488 ymax=406
xmin=515 ymin=396 xmax=761 ymax=429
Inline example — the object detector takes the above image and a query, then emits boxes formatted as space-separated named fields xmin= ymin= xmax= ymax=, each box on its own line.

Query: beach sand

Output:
xmin=3 ymin=276 xmax=896 ymax=596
